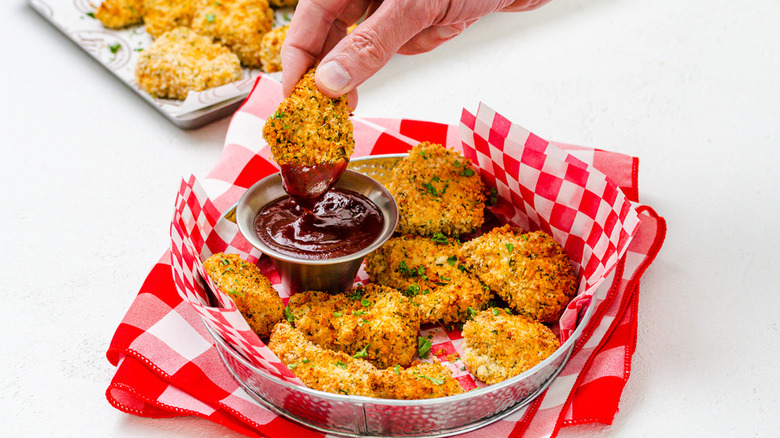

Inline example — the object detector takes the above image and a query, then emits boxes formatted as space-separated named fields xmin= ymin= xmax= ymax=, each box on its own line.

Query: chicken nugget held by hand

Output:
xmin=262 ymin=68 xmax=355 ymax=201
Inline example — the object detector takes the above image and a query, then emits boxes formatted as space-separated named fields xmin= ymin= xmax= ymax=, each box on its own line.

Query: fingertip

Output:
xmin=315 ymin=61 xmax=352 ymax=97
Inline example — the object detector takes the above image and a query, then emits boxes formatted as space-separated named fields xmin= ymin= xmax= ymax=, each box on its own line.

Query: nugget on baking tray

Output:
xmin=287 ymin=284 xmax=420 ymax=369
xmin=262 ymin=68 xmax=354 ymax=166
xmin=142 ymin=0 xmax=199 ymax=38
xmin=203 ymin=253 xmax=284 ymax=338
xmin=376 ymin=361 xmax=464 ymax=399
xmin=134 ymin=26 xmax=241 ymax=99
xmin=95 ymin=0 xmax=145 ymax=28
xmin=269 ymin=322 xmax=462 ymax=399
xmin=388 ymin=142 xmax=486 ymax=237
xmin=190 ymin=0 xmax=275 ymax=68
xmin=259 ymin=24 xmax=288 ymax=72
xmin=459 ymin=225 xmax=578 ymax=323
xmin=461 ymin=308 xmax=560 ymax=385
xmin=364 ymin=234 xmax=491 ymax=325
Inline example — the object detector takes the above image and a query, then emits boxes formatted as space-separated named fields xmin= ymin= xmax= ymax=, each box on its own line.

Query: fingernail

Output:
xmin=436 ymin=25 xmax=461 ymax=40
xmin=317 ymin=61 xmax=351 ymax=92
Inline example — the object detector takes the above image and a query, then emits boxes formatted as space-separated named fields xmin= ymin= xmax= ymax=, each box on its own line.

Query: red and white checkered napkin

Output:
xmin=106 ymin=74 xmax=666 ymax=438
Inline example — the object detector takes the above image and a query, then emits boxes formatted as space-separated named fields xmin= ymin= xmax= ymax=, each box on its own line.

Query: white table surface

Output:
xmin=3 ymin=0 xmax=779 ymax=436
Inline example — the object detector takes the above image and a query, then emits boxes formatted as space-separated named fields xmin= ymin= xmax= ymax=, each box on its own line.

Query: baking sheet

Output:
xmin=29 ymin=0 xmax=289 ymax=129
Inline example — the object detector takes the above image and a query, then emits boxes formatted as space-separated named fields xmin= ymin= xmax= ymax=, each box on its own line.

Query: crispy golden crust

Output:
xmin=259 ymin=24 xmax=288 ymax=72
xmin=269 ymin=322 xmax=382 ymax=397
xmin=143 ymin=0 xmax=199 ymax=38
xmin=376 ymin=361 xmax=464 ymax=399
xmin=96 ymin=0 xmax=145 ymax=28
xmin=364 ymin=235 xmax=491 ymax=325
xmin=461 ymin=308 xmax=560 ymax=385
xmin=269 ymin=323 xmax=463 ymax=399
xmin=190 ymin=0 xmax=274 ymax=68
xmin=134 ymin=26 xmax=241 ymax=99
xmin=268 ymin=0 xmax=297 ymax=7
xmin=388 ymin=142 xmax=486 ymax=237
xmin=203 ymin=253 xmax=284 ymax=338
xmin=287 ymin=284 xmax=420 ymax=369
xmin=262 ymin=68 xmax=354 ymax=166
xmin=459 ymin=225 xmax=578 ymax=323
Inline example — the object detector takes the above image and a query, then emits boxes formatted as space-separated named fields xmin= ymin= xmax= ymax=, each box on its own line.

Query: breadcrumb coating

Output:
xmin=269 ymin=323 xmax=463 ymax=399
xmin=190 ymin=0 xmax=274 ymax=68
xmin=134 ymin=26 xmax=241 ymax=99
xmin=259 ymin=24 xmax=288 ymax=72
xmin=388 ymin=142 xmax=486 ymax=237
xmin=376 ymin=361 xmax=464 ymax=399
xmin=96 ymin=0 xmax=145 ymax=28
xmin=269 ymin=322 xmax=381 ymax=397
xmin=203 ymin=253 xmax=284 ymax=338
xmin=262 ymin=68 xmax=355 ymax=166
xmin=142 ymin=0 xmax=199 ymax=38
xmin=364 ymin=234 xmax=491 ymax=325
xmin=459 ymin=225 xmax=578 ymax=323
xmin=287 ymin=284 xmax=420 ymax=369
xmin=461 ymin=308 xmax=560 ymax=385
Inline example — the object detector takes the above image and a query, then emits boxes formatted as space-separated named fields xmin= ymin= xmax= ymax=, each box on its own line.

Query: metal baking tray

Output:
xmin=28 ymin=0 xmax=287 ymax=129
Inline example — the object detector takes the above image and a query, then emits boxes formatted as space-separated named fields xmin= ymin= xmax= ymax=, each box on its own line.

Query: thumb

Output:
xmin=314 ymin=2 xmax=433 ymax=97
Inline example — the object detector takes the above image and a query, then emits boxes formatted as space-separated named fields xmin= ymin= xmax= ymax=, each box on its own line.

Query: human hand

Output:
xmin=280 ymin=0 xmax=552 ymax=106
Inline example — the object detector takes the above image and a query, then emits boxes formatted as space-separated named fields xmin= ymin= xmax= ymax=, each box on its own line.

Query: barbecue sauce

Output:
xmin=254 ymin=188 xmax=383 ymax=260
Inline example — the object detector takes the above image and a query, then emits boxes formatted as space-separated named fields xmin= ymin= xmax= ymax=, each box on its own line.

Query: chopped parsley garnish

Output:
xmin=353 ymin=344 xmax=370 ymax=359
xmin=335 ymin=361 xmax=348 ymax=369
xmin=431 ymin=233 xmax=449 ymax=244
xmin=86 ymin=12 xmax=96 ymax=18
xmin=403 ymin=284 xmax=420 ymax=297
xmin=462 ymin=168 xmax=475 ymax=177
xmin=505 ymin=243 xmax=514 ymax=253
xmin=353 ymin=310 xmax=367 ymax=316
xmin=446 ymin=255 xmax=458 ymax=265
xmin=394 ymin=364 xmax=401 ymax=375
xmin=284 ymin=306 xmax=294 ymax=323
xmin=492 ymin=308 xmax=501 ymax=316
xmin=333 ymin=311 xmax=343 ymax=317
xmin=418 ymin=336 xmax=432 ymax=359
xmin=360 ymin=298 xmax=372 ymax=307
xmin=302 ymin=358 xmax=310 ymax=363
xmin=421 ymin=375 xmax=445 ymax=385
xmin=109 ymin=43 xmax=121 ymax=54
xmin=488 ymin=187 xmax=499 ymax=206
xmin=206 ymin=13 xmax=216 ymax=22
xmin=422 ymin=181 xmax=438 ymax=197
xmin=467 ymin=307 xmax=478 ymax=320
xmin=220 ymin=257 xmax=230 ymax=265
xmin=227 ymin=288 xmax=244 ymax=298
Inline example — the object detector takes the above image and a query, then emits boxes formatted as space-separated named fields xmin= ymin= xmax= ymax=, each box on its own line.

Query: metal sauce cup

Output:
xmin=236 ymin=170 xmax=398 ymax=294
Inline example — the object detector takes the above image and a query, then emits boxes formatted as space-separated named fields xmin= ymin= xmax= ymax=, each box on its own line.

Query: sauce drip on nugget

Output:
xmin=263 ymin=68 xmax=355 ymax=201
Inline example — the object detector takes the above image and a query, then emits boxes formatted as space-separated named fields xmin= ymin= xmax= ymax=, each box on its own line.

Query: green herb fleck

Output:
xmin=360 ymin=298 xmax=372 ymax=307
xmin=335 ymin=361 xmax=348 ymax=369
xmin=418 ymin=336 xmax=432 ymax=359
xmin=446 ymin=255 xmax=458 ymax=265
xmin=353 ymin=310 xmax=367 ymax=316
xmin=506 ymin=243 xmax=514 ymax=253
xmin=431 ymin=233 xmax=449 ymax=244
xmin=284 ymin=306 xmax=294 ymax=323
xmin=492 ymin=308 xmax=501 ymax=316
xmin=206 ymin=13 xmax=216 ymax=22
xmin=403 ymin=284 xmax=420 ymax=297
xmin=86 ymin=12 xmax=96 ymax=18
xmin=463 ymin=168 xmax=475 ymax=177
xmin=302 ymin=358 xmax=310 ymax=363
xmin=109 ymin=43 xmax=121 ymax=54
xmin=394 ymin=364 xmax=401 ymax=375
xmin=333 ymin=311 xmax=343 ymax=317
xmin=353 ymin=344 xmax=370 ymax=358
xmin=421 ymin=374 xmax=445 ymax=385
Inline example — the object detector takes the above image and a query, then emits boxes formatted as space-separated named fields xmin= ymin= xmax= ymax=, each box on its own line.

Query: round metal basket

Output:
xmin=207 ymin=154 xmax=605 ymax=436
xmin=204 ymin=281 xmax=602 ymax=437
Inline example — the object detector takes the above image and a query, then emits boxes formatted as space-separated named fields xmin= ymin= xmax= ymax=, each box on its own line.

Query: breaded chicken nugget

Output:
xmin=287 ymin=284 xmax=420 ymax=369
xmin=95 ymin=0 xmax=145 ymax=28
xmin=364 ymin=234 xmax=491 ymax=325
xmin=203 ymin=253 xmax=284 ymax=338
xmin=190 ymin=0 xmax=274 ymax=68
xmin=269 ymin=322 xmax=382 ymax=397
xmin=461 ymin=308 xmax=560 ymax=385
xmin=389 ymin=142 xmax=486 ymax=237
xmin=376 ymin=361 xmax=464 ymax=399
xmin=135 ymin=26 xmax=241 ymax=99
xmin=459 ymin=225 xmax=577 ymax=323
xmin=142 ymin=0 xmax=198 ymax=38
xmin=259 ymin=24 xmax=288 ymax=72
xmin=262 ymin=68 xmax=354 ymax=166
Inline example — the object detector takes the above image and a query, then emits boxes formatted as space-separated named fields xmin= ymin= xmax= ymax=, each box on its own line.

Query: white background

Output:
xmin=2 ymin=0 xmax=779 ymax=436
